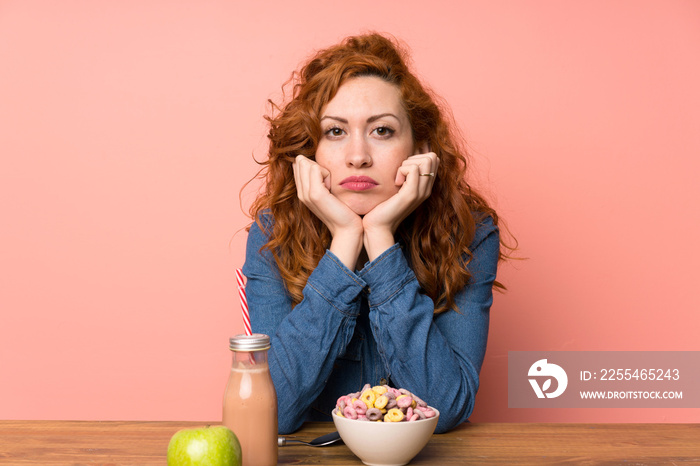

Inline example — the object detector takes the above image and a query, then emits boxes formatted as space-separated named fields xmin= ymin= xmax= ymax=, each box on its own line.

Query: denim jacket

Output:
xmin=242 ymin=213 xmax=499 ymax=434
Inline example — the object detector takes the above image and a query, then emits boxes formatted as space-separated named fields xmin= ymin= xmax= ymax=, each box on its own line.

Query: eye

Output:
xmin=324 ymin=126 xmax=345 ymax=138
xmin=373 ymin=126 xmax=395 ymax=138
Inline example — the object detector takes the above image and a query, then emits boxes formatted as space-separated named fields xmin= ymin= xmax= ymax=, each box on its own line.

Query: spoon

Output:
xmin=277 ymin=431 xmax=342 ymax=447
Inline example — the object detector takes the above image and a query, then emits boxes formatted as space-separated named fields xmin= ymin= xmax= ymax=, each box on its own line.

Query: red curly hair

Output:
xmin=248 ymin=32 xmax=506 ymax=314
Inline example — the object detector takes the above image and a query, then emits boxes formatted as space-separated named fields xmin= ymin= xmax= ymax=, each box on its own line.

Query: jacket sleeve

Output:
xmin=241 ymin=219 xmax=367 ymax=433
xmin=360 ymin=217 xmax=499 ymax=433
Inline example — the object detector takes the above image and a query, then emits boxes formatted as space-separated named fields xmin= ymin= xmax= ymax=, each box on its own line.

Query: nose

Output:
xmin=345 ymin=133 xmax=372 ymax=168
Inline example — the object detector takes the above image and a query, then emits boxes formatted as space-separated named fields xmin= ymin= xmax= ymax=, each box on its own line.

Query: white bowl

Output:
xmin=332 ymin=408 xmax=440 ymax=466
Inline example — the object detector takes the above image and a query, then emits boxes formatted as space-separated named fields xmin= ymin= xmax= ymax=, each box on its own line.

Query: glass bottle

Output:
xmin=222 ymin=333 xmax=278 ymax=466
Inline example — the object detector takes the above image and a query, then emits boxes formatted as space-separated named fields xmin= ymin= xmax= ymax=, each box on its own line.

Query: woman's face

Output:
xmin=315 ymin=76 xmax=415 ymax=216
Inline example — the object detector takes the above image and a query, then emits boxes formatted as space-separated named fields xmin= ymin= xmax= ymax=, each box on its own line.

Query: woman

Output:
xmin=242 ymin=33 xmax=508 ymax=434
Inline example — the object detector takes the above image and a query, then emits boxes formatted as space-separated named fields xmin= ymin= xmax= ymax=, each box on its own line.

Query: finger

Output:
xmin=409 ymin=156 xmax=439 ymax=198
xmin=320 ymin=166 xmax=331 ymax=191
xmin=395 ymin=167 xmax=407 ymax=186
xmin=404 ymin=154 xmax=435 ymax=176
xmin=417 ymin=152 xmax=439 ymax=177
xmin=295 ymin=155 xmax=314 ymax=202
xmin=395 ymin=157 xmax=424 ymax=186
xmin=397 ymin=163 xmax=421 ymax=192
xmin=292 ymin=159 xmax=301 ymax=196
xmin=307 ymin=162 xmax=327 ymax=202
xmin=420 ymin=151 xmax=438 ymax=172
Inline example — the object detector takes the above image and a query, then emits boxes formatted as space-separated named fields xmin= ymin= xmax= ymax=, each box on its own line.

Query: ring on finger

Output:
xmin=419 ymin=172 xmax=435 ymax=177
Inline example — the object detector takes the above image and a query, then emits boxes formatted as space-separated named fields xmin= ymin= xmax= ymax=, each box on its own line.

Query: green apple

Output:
xmin=167 ymin=425 xmax=241 ymax=466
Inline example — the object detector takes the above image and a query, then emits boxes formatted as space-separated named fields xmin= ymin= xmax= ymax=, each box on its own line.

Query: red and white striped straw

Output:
xmin=236 ymin=268 xmax=252 ymax=336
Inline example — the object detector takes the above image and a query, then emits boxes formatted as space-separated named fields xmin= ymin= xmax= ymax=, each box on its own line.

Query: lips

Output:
xmin=339 ymin=176 xmax=379 ymax=191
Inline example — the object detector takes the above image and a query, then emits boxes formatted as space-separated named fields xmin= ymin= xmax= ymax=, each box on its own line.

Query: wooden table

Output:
xmin=1 ymin=421 xmax=699 ymax=465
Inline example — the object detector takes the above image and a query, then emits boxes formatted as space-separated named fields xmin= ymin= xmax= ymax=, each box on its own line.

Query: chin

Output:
xmin=343 ymin=199 xmax=378 ymax=217
xmin=348 ymin=205 xmax=373 ymax=216
xmin=336 ymin=190 xmax=393 ymax=217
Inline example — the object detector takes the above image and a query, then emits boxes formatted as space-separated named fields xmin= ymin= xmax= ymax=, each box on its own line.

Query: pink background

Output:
xmin=1 ymin=1 xmax=699 ymax=423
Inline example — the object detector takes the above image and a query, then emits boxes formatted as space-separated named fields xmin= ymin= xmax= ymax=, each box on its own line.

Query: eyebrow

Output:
xmin=320 ymin=113 xmax=400 ymax=124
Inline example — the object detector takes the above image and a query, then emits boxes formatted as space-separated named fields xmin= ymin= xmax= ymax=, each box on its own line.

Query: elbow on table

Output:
xmin=434 ymin=412 xmax=464 ymax=434
xmin=433 ymin=408 xmax=471 ymax=434
xmin=277 ymin=414 xmax=304 ymax=435
xmin=432 ymin=392 xmax=475 ymax=434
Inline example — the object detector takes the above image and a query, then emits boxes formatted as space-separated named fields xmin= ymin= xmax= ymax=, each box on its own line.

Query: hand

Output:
xmin=362 ymin=149 xmax=439 ymax=260
xmin=292 ymin=155 xmax=364 ymax=268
